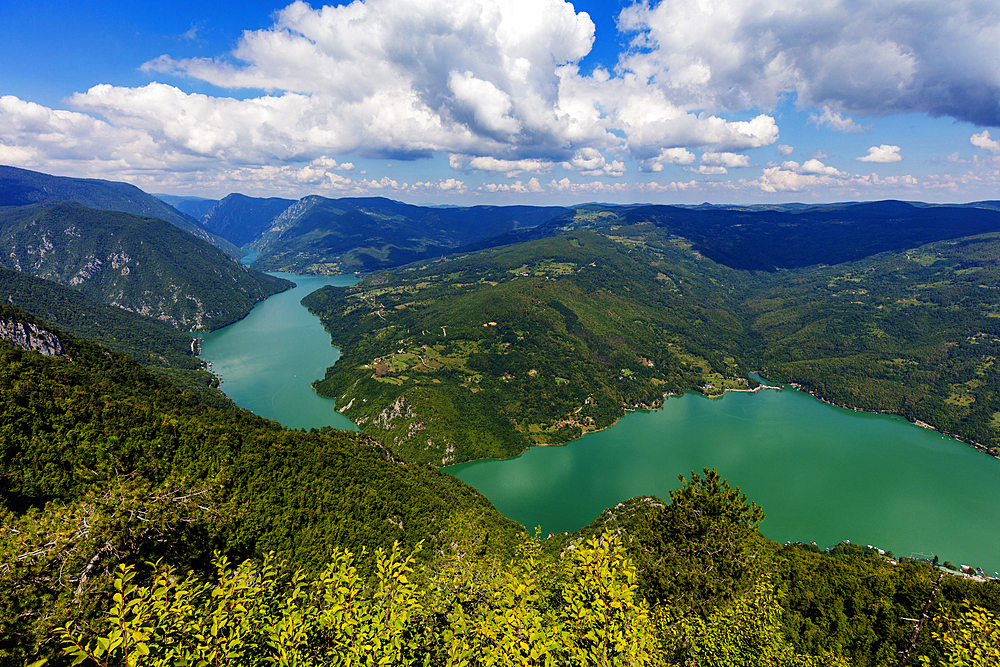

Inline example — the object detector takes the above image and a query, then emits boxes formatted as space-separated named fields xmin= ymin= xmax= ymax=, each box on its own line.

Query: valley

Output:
xmin=3 ymin=167 xmax=1000 ymax=665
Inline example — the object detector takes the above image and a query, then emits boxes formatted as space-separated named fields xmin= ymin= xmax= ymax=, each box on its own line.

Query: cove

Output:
xmin=197 ymin=271 xmax=358 ymax=431
xmin=447 ymin=384 xmax=1000 ymax=574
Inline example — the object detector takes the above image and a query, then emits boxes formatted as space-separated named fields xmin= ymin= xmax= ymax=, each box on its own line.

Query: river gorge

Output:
xmin=197 ymin=272 xmax=1000 ymax=574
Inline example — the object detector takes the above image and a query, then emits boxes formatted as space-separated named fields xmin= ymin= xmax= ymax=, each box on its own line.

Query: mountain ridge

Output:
xmin=0 ymin=203 xmax=291 ymax=330
xmin=0 ymin=165 xmax=240 ymax=256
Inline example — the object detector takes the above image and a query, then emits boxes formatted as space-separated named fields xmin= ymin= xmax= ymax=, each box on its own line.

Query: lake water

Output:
xmin=198 ymin=272 xmax=358 ymax=431
xmin=448 ymin=384 xmax=1000 ymax=573
xmin=199 ymin=276 xmax=1000 ymax=574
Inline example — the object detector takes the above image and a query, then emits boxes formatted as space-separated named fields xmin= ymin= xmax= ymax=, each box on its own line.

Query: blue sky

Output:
xmin=3 ymin=0 xmax=1000 ymax=205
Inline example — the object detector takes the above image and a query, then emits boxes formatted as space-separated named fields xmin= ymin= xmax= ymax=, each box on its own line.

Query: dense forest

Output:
xmin=0 ymin=311 xmax=522 ymax=664
xmin=305 ymin=221 xmax=1000 ymax=463
xmin=303 ymin=231 xmax=753 ymax=464
xmin=1 ymin=312 xmax=997 ymax=665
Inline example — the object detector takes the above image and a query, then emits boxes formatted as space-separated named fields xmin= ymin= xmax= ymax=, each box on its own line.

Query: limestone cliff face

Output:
xmin=0 ymin=317 xmax=66 ymax=357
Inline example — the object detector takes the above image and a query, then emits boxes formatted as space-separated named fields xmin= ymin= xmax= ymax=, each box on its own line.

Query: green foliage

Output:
xmin=656 ymin=576 xmax=846 ymax=667
xmin=0 ymin=204 xmax=290 ymax=331
xmin=548 ymin=469 xmax=766 ymax=616
xmin=303 ymin=232 xmax=753 ymax=464
xmin=633 ymin=469 xmax=766 ymax=613
xmin=919 ymin=604 xmax=1000 ymax=666
xmin=55 ymin=531 xmax=861 ymax=667
xmin=58 ymin=534 xmax=659 ymax=667
xmin=0 ymin=268 xmax=226 ymax=406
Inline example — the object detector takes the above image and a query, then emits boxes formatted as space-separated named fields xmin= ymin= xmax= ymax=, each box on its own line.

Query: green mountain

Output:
xmin=0 ymin=203 xmax=291 ymax=330
xmin=305 ymin=218 xmax=1000 ymax=463
xmin=743 ymin=232 xmax=1000 ymax=455
xmin=0 ymin=265 xmax=226 ymax=405
xmin=0 ymin=312 xmax=522 ymax=661
xmin=303 ymin=230 xmax=752 ymax=465
xmin=199 ymin=192 xmax=295 ymax=248
xmin=250 ymin=195 xmax=569 ymax=273
xmin=0 ymin=165 xmax=240 ymax=256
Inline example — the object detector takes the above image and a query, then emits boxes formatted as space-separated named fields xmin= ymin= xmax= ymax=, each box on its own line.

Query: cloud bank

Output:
xmin=2 ymin=0 xmax=1000 ymax=199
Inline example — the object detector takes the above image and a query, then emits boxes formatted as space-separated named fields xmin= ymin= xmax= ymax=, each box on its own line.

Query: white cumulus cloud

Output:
xmin=456 ymin=155 xmax=555 ymax=177
xmin=857 ymin=145 xmax=903 ymax=162
xmin=971 ymin=130 xmax=1000 ymax=154
xmin=809 ymin=107 xmax=864 ymax=133
xmin=560 ymin=147 xmax=626 ymax=176
xmin=700 ymin=152 xmax=751 ymax=168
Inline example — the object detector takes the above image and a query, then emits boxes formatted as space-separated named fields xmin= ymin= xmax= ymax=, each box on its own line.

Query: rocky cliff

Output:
xmin=0 ymin=317 xmax=66 ymax=357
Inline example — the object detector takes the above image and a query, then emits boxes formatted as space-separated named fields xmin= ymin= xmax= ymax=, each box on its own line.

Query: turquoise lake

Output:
xmin=447 ymin=383 xmax=1000 ymax=573
xmin=198 ymin=272 xmax=358 ymax=431
xmin=198 ymin=275 xmax=1000 ymax=574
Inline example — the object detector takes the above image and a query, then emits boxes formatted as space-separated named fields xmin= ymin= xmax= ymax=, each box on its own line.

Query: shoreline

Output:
xmin=527 ymin=377 xmax=780 ymax=447
xmin=786 ymin=382 xmax=998 ymax=460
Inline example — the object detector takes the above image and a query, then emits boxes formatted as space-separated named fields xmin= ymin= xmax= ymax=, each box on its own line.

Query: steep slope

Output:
xmin=251 ymin=195 xmax=569 ymax=273
xmin=0 ymin=203 xmax=291 ymax=330
xmin=0 ymin=165 xmax=239 ymax=256
xmin=0 ymin=315 xmax=522 ymax=661
xmin=0 ymin=265 xmax=224 ymax=404
xmin=198 ymin=192 xmax=295 ymax=247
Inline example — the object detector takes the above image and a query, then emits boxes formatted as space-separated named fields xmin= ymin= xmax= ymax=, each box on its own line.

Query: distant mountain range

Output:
xmin=8 ymin=164 xmax=1000 ymax=334
xmin=151 ymin=184 xmax=1000 ymax=277
xmin=154 ymin=194 xmax=219 ymax=220
xmin=459 ymin=200 xmax=1000 ymax=271
xmin=245 ymin=196 xmax=570 ymax=273
xmin=0 ymin=166 xmax=239 ymax=256
xmin=200 ymin=193 xmax=296 ymax=248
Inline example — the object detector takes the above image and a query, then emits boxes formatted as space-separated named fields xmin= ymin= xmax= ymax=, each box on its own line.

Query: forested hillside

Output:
xmin=306 ymin=221 xmax=1000 ymax=460
xmin=0 ymin=313 xmax=522 ymax=663
xmin=0 ymin=204 xmax=291 ymax=330
xmin=745 ymin=233 xmax=1000 ymax=455
xmin=0 ymin=267 xmax=226 ymax=405
xmin=303 ymin=231 xmax=754 ymax=464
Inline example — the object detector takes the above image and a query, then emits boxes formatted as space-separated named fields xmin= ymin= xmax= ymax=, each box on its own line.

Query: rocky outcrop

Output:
xmin=0 ymin=317 xmax=66 ymax=357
